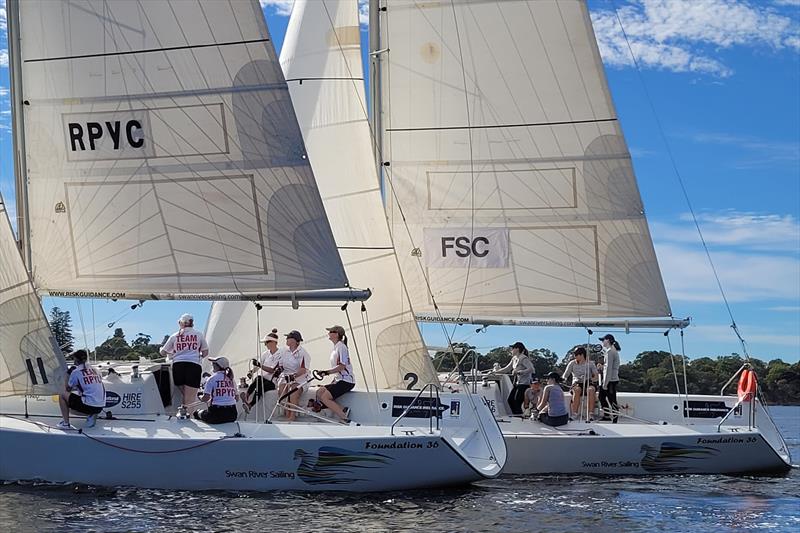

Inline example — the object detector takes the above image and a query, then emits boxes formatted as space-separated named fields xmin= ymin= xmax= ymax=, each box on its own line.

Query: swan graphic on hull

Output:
xmin=640 ymin=442 xmax=721 ymax=473
xmin=294 ymin=447 xmax=393 ymax=485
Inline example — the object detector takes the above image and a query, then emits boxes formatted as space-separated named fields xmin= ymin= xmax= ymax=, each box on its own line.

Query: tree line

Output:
xmin=432 ymin=343 xmax=800 ymax=405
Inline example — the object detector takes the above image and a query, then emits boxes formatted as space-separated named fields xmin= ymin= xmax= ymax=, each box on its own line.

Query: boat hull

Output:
xmin=0 ymin=415 xmax=493 ymax=492
xmin=501 ymin=420 xmax=791 ymax=475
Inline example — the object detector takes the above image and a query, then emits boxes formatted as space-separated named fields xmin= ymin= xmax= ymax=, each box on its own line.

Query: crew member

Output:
xmin=194 ymin=356 xmax=238 ymax=424
xmin=160 ymin=313 xmax=209 ymax=410
xmin=315 ymin=325 xmax=355 ymax=423
xmin=57 ymin=349 xmax=105 ymax=429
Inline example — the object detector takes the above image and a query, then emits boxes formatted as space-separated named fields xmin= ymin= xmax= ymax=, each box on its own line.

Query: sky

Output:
xmin=0 ymin=0 xmax=798 ymax=363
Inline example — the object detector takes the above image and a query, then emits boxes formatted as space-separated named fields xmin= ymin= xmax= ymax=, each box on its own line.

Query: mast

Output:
xmin=7 ymin=0 xmax=32 ymax=273
xmin=368 ymin=0 xmax=383 ymax=179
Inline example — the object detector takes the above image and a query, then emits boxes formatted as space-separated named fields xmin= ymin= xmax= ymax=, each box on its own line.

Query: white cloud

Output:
xmin=689 ymin=132 xmax=800 ymax=169
xmin=767 ymin=306 xmax=800 ymax=312
xmin=591 ymin=0 xmax=800 ymax=77
xmin=651 ymin=211 xmax=800 ymax=253
xmin=0 ymin=1 xmax=6 ymax=33
xmin=259 ymin=0 xmax=293 ymax=17
xmin=657 ymin=242 xmax=800 ymax=303
xmin=0 ymin=50 xmax=7 ymax=68
xmin=691 ymin=325 xmax=799 ymax=349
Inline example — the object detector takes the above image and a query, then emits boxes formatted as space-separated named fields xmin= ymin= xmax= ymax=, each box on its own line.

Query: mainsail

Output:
xmin=15 ymin=0 xmax=347 ymax=300
xmin=0 ymin=197 xmax=67 ymax=397
xmin=207 ymin=0 xmax=436 ymax=388
xmin=378 ymin=0 xmax=671 ymax=322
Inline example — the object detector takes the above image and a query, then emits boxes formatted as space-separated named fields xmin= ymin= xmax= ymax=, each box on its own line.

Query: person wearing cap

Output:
xmin=57 ymin=349 xmax=106 ymax=429
xmin=599 ymin=334 xmax=621 ymax=423
xmin=314 ymin=325 xmax=355 ymax=423
xmin=535 ymin=372 xmax=569 ymax=427
xmin=194 ymin=356 xmax=238 ymax=424
xmin=278 ymin=330 xmax=311 ymax=422
xmin=160 ymin=313 xmax=209 ymax=409
xmin=493 ymin=341 xmax=535 ymax=415
xmin=242 ymin=328 xmax=284 ymax=412
xmin=562 ymin=346 xmax=599 ymax=420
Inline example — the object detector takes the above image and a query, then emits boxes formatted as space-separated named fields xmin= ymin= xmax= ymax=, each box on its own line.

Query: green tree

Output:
xmin=95 ymin=328 xmax=132 ymax=360
xmin=49 ymin=307 xmax=74 ymax=354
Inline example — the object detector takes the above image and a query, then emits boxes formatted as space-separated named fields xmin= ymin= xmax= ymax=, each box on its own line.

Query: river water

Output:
xmin=1 ymin=406 xmax=797 ymax=532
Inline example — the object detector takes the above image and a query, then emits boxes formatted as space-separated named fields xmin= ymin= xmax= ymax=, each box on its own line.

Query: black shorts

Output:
xmin=324 ymin=380 xmax=355 ymax=400
xmin=173 ymin=361 xmax=202 ymax=388
xmin=67 ymin=393 xmax=103 ymax=415
xmin=539 ymin=413 xmax=569 ymax=427
xmin=194 ymin=404 xmax=237 ymax=425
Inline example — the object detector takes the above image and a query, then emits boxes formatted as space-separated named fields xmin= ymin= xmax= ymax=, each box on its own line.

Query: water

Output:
xmin=2 ymin=406 xmax=798 ymax=532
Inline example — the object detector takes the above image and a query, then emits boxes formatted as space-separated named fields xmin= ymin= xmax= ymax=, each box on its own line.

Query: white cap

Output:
xmin=209 ymin=356 xmax=230 ymax=369
xmin=179 ymin=313 xmax=194 ymax=324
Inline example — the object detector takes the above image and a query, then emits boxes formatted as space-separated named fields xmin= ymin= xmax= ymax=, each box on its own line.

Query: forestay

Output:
xmin=0 ymin=198 xmax=67 ymax=397
xmin=379 ymin=0 xmax=671 ymax=320
xmin=16 ymin=0 xmax=346 ymax=300
xmin=207 ymin=0 xmax=436 ymax=389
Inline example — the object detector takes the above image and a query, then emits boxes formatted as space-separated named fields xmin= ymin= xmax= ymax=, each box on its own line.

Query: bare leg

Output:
xmin=587 ymin=386 xmax=596 ymax=416
xmin=316 ymin=387 xmax=347 ymax=420
xmin=570 ymin=386 xmax=581 ymax=416
xmin=183 ymin=386 xmax=198 ymax=408
xmin=58 ymin=392 xmax=71 ymax=424
xmin=286 ymin=387 xmax=302 ymax=421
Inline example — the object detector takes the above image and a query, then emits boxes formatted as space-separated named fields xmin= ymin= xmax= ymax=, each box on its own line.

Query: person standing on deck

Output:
xmin=160 ymin=313 xmax=209 ymax=410
xmin=599 ymin=334 xmax=621 ymax=423
xmin=495 ymin=342 xmax=535 ymax=415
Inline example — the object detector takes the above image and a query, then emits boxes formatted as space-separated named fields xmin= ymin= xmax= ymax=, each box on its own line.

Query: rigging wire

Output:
xmin=611 ymin=1 xmax=749 ymax=359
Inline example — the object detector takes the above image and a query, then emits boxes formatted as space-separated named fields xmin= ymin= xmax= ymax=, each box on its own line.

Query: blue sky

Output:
xmin=0 ymin=0 xmax=798 ymax=363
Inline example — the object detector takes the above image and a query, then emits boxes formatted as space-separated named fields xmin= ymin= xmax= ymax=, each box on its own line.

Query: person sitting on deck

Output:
xmin=314 ymin=325 xmax=355 ymax=423
xmin=278 ymin=330 xmax=312 ymax=422
xmin=562 ymin=347 xmax=599 ymax=420
xmin=535 ymin=372 xmax=569 ymax=427
xmin=522 ymin=381 xmax=542 ymax=418
xmin=242 ymin=328 xmax=284 ymax=413
xmin=57 ymin=349 xmax=106 ymax=429
xmin=194 ymin=356 xmax=238 ymax=425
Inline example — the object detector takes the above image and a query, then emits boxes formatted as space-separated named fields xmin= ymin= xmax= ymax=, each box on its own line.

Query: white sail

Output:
xmin=379 ymin=0 xmax=671 ymax=321
xmin=0 ymin=197 xmax=67 ymax=397
xmin=16 ymin=0 xmax=347 ymax=300
xmin=207 ymin=0 xmax=436 ymax=389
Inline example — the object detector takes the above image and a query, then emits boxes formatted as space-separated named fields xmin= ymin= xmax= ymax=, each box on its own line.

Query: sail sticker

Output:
xmin=54 ymin=202 xmax=65 ymax=214
xmin=423 ymin=228 xmax=509 ymax=268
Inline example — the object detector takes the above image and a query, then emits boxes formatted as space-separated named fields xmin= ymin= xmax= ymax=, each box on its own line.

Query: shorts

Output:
xmin=571 ymin=382 xmax=596 ymax=396
xmin=539 ymin=413 xmax=569 ymax=427
xmin=324 ymin=380 xmax=355 ymax=400
xmin=67 ymin=393 xmax=103 ymax=415
xmin=173 ymin=361 xmax=202 ymax=388
xmin=193 ymin=404 xmax=238 ymax=425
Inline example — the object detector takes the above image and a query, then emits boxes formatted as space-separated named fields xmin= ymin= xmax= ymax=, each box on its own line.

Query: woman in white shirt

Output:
xmin=314 ymin=325 xmax=355 ymax=423
xmin=243 ymin=328 xmax=284 ymax=412
xmin=57 ymin=349 xmax=106 ymax=429
xmin=278 ymin=330 xmax=311 ymax=422
xmin=160 ymin=313 xmax=209 ymax=409
xmin=495 ymin=341 xmax=535 ymax=415
xmin=599 ymin=334 xmax=621 ymax=423
xmin=194 ymin=356 xmax=238 ymax=424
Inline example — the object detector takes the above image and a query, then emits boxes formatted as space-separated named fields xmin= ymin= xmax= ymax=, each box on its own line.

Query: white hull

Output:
xmin=460 ymin=376 xmax=792 ymax=475
xmin=0 ymin=368 xmax=506 ymax=492
xmin=0 ymin=415 xmax=498 ymax=491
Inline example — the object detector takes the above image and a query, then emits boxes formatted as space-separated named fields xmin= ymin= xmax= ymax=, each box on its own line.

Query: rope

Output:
xmin=680 ymin=330 xmax=689 ymax=410
xmin=5 ymin=414 xmax=237 ymax=454
xmin=612 ymin=2 xmax=749 ymax=359
xmin=665 ymin=334 xmax=684 ymax=421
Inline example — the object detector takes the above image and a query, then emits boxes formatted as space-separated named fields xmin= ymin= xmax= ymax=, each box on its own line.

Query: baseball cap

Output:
xmin=599 ymin=334 xmax=616 ymax=343
xmin=509 ymin=341 xmax=526 ymax=352
xmin=326 ymin=325 xmax=345 ymax=337
xmin=546 ymin=371 xmax=562 ymax=382
xmin=285 ymin=330 xmax=303 ymax=342
xmin=209 ymin=356 xmax=230 ymax=369
xmin=179 ymin=313 xmax=194 ymax=324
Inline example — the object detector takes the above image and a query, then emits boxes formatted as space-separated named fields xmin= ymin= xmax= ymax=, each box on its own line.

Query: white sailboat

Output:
xmin=0 ymin=0 xmax=506 ymax=491
xmin=370 ymin=0 xmax=791 ymax=474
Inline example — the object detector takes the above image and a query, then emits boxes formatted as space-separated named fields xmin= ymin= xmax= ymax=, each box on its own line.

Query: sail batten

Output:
xmin=17 ymin=0 xmax=347 ymax=298
xmin=380 ymin=0 xmax=671 ymax=321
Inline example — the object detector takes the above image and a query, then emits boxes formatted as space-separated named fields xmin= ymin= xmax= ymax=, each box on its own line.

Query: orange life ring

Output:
xmin=737 ymin=369 xmax=757 ymax=401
